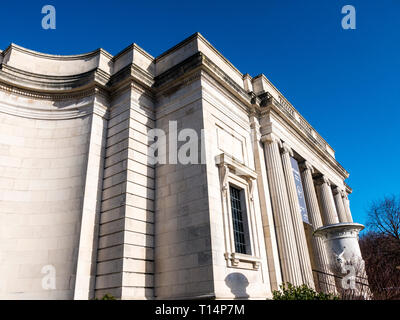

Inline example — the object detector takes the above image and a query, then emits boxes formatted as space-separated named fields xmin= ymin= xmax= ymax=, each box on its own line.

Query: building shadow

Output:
xmin=224 ymin=273 xmax=249 ymax=299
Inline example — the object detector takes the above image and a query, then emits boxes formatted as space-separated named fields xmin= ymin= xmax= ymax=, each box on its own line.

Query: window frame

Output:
xmin=216 ymin=153 xmax=261 ymax=270
xmin=229 ymin=183 xmax=252 ymax=255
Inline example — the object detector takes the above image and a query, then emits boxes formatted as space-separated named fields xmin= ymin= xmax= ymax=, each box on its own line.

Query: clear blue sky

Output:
xmin=1 ymin=0 xmax=399 ymax=229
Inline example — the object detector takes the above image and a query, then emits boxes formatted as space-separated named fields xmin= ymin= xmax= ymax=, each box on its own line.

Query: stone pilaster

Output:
xmin=316 ymin=176 xmax=339 ymax=226
xmin=333 ymin=187 xmax=348 ymax=223
xmin=250 ymin=116 xmax=282 ymax=291
xmin=342 ymin=192 xmax=353 ymax=222
xmin=280 ymin=143 xmax=315 ymax=288
xmin=95 ymin=88 xmax=155 ymax=300
xmin=300 ymin=162 xmax=336 ymax=293
xmin=262 ymin=134 xmax=302 ymax=286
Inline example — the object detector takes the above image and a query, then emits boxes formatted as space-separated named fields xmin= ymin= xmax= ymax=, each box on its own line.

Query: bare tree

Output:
xmin=367 ymin=195 xmax=400 ymax=242
xmin=360 ymin=232 xmax=400 ymax=299
xmin=360 ymin=195 xmax=400 ymax=299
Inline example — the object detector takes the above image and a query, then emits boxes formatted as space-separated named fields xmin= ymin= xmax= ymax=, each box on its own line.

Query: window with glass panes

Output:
xmin=229 ymin=185 xmax=248 ymax=254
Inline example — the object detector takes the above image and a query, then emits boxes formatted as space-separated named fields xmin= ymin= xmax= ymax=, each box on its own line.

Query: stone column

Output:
xmin=316 ymin=176 xmax=339 ymax=226
xmin=300 ymin=161 xmax=336 ymax=294
xmin=333 ymin=187 xmax=348 ymax=223
xmin=342 ymin=192 xmax=353 ymax=222
xmin=280 ymin=143 xmax=315 ymax=288
xmin=262 ymin=134 xmax=302 ymax=286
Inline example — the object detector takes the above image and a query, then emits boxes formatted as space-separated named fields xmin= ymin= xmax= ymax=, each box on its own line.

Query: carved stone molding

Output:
xmin=258 ymin=92 xmax=273 ymax=108
xmin=299 ymin=160 xmax=314 ymax=174
xmin=281 ymin=142 xmax=294 ymax=157
xmin=314 ymin=223 xmax=364 ymax=241
xmin=218 ymin=163 xmax=229 ymax=197
xmin=260 ymin=132 xmax=281 ymax=145
xmin=332 ymin=186 xmax=343 ymax=196
xmin=315 ymin=175 xmax=331 ymax=187
xmin=215 ymin=153 xmax=257 ymax=182
xmin=224 ymin=252 xmax=261 ymax=270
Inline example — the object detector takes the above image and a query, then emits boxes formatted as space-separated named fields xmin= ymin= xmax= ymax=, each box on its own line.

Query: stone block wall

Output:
xmin=95 ymin=87 xmax=155 ymax=299
xmin=154 ymin=78 xmax=215 ymax=299
xmin=0 ymin=104 xmax=92 ymax=299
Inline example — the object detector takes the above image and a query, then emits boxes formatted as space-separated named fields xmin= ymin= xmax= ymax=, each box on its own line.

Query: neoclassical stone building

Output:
xmin=0 ymin=33 xmax=366 ymax=299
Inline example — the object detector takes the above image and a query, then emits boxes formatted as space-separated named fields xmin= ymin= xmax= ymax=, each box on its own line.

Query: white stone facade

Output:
xmin=0 ymin=33 xmax=365 ymax=299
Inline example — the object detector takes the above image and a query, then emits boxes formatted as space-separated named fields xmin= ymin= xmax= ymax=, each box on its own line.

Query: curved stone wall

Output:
xmin=0 ymin=39 xmax=157 ymax=299
xmin=0 ymin=107 xmax=92 ymax=299
xmin=0 ymin=44 xmax=107 ymax=299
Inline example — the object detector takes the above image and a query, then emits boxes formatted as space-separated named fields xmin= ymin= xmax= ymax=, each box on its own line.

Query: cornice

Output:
xmin=154 ymin=52 xmax=203 ymax=91
xmin=2 ymin=43 xmax=111 ymax=60
xmin=201 ymin=54 xmax=251 ymax=105
xmin=154 ymin=32 xmax=243 ymax=82
xmin=112 ymin=43 xmax=154 ymax=63
xmin=258 ymin=93 xmax=349 ymax=180
xmin=107 ymin=63 xmax=154 ymax=94
xmin=201 ymin=73 xmax=253 ymax=130
xmin=0 ymin=61 xmax=155 ymax=102
xmin=0 ymin=80 xmax=103 ymax=101
xmin=0 ymin=64 xmax=108 ymax=92
xmin=153 ymin=52 xmax=255 ymax=115
xmin=344 ymin=181 xmax=353 ymax=194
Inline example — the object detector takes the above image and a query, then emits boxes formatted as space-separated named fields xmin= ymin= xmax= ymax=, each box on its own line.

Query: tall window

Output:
xmin=229 ymin=185 xmax=251 ymax=254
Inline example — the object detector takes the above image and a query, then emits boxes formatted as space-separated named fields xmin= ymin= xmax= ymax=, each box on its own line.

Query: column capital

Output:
xmin=333 ymin=187 xmax=347 ymax=199
xmin=299 ymin=160 xmax=314 ymax=174
xmin=316 ymin=175 xmax=331 ymax=186
xmin=261 ymin=133 xmax=281 ymax=145
xmin=281 ymin=142 xmax=294 ymax=157
xmin=332 ymin=186 xmax=342 ymax=196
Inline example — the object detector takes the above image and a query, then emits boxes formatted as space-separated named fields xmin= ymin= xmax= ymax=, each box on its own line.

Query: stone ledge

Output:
xmin=224 ymin=252 xmax=261 ymax=271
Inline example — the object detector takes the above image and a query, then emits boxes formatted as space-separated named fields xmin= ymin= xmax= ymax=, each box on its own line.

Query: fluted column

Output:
xmin=333 ymin=187 xmax=348 ymax=223
xmin=280 ymin=143 xmax=315 ymax=288
xmin=342 ymin=192 xmax=353 ymax=222
xmin=262 ymin=134 xmax=302 ymax=286
xmin=300 ymin=161 xmax=336 ymax=294
xmin=316 ymin=176 xmax=339 ymax=225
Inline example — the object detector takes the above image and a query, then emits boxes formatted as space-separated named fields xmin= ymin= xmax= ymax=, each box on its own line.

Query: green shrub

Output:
xmin=272 ymin=283 xmax=339 ymax=300
xmin=94 ymin=293 xmax=117 ymax=300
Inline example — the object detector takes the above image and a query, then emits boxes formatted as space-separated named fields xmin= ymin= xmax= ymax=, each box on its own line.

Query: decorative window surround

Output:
xmin=215 ymin=153 xmax=257 ymax=199
xmin=216 ymin=153 xmax=261 ymax=271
